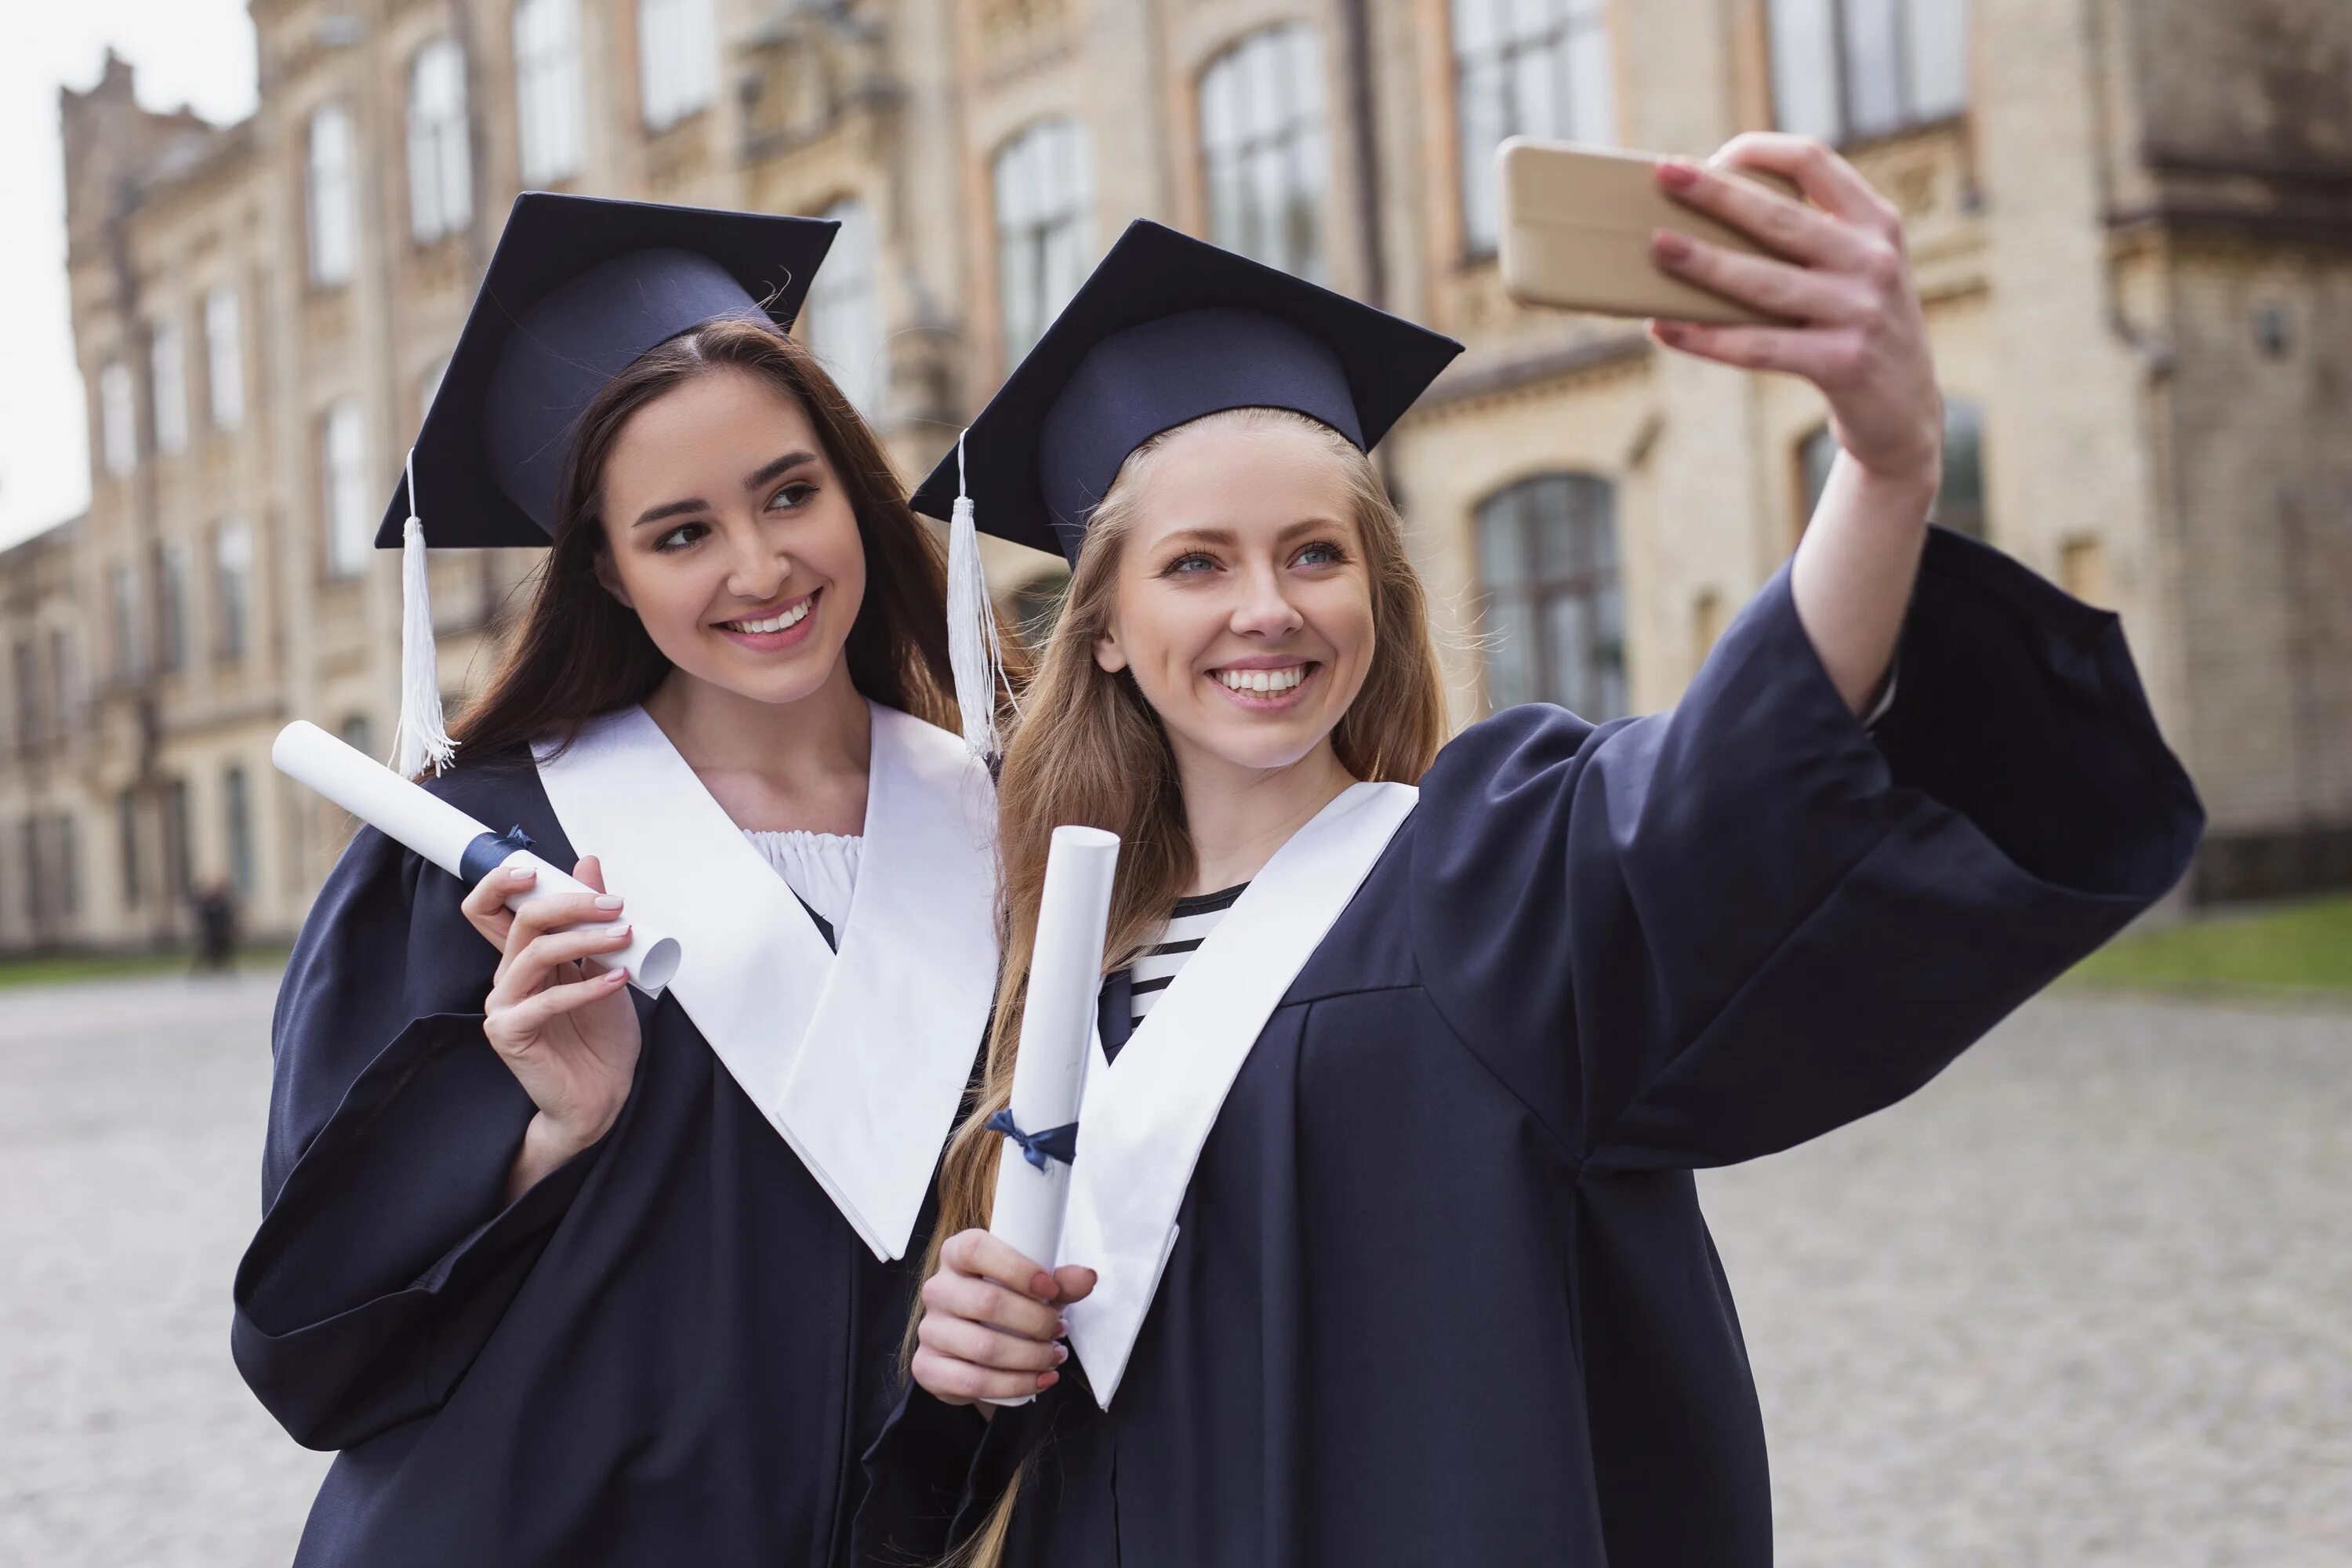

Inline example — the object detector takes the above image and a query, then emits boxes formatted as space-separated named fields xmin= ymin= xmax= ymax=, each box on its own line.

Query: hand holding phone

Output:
xmin=1496 ymin=138 xmax=1802 ymax=325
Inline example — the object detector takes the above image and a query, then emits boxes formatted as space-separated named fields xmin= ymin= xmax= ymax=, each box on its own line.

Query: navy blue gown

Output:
xmin=860 ymin=529 xmax=2203 ymax=1566
xmin=233 ymin=754 xmax=935 ymax=1566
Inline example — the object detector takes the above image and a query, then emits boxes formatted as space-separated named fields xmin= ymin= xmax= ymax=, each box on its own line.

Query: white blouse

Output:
xmin=740 ymin=829 xmax=862 ymax=936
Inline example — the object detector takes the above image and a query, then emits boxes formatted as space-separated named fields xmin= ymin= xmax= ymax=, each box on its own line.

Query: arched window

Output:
xmin=1796 ymin=396 xmax=1984 ymax=540
xmin=1451 ymin=0 xmax=1615 ymax=256
xmin=408 ymin=38 xmax=474 ymax=242
xmin=803 ymin=197 xmax=886 ymax=416
xmin=1476 ymin=473 xmax=1625 ymax=717
xmin=1769 ymin=0 xmax=1968 ymax=144
xmin=307 ymin=103 xmax=357 ymax=285
xmin=322 ymin=399 xmax=372 ymax=579
xmin=515 ymin=0 xmax=586 ymax=184
xmin=1200 ymin=24 xmax=1330 ymax=280
xmin=993 ymin=119 xmax=1092 ymax=361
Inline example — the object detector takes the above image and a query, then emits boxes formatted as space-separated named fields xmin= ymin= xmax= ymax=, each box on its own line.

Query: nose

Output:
xmin=722 ymin=522 xmax=790 ymax=604
xmin=1229 ymin=559 xmax=1303 ymax=641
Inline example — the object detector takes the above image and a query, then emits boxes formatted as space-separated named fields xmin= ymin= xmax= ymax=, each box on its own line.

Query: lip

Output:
xmin=712 ymin=588 xmax=820 ymax=654
xmin=1204 ymin=659 xmax=1320 ymax=713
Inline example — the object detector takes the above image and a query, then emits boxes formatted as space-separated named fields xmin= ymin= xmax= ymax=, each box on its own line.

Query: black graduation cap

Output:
xmin=909 ymin=220 xmax=1465 ymax=564
xmin=375 ymin=192 xmax=835 ymax=775
xmin=379 ymin=192 xmax=837 ymax=550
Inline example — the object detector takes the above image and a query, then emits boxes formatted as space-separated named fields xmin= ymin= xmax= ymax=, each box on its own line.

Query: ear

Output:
xmin=591 ymin=545 xmax=636 ymax=610
xmin=1093 ymin=625 xmax=1129 ymax=675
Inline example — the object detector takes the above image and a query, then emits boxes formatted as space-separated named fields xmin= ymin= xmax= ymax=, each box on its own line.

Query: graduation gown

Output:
xmin=234 ymin=702 xmax=998 ymax=1567
xmin=860 ymin=529 xmax=2203 ymax=1567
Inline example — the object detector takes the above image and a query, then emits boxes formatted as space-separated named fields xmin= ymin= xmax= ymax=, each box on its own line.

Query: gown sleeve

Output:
xmin=230 ymin=764 xmax=610 ymax=1450
xmin=1410 ymin=525 xmax=2203 ymax=1172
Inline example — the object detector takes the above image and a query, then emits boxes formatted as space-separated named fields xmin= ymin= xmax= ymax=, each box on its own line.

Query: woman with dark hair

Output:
xmin=868 ymin=143 xmax=2202 ymax=1568
xmin=231 ymin=194 xmax=1015 ymax=1566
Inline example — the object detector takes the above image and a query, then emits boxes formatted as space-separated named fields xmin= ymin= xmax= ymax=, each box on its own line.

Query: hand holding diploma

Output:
xmin=913 ymin=826 xmax=1119 ymax=1410
xmin=273 ymin=720 xmax=682 ymax=1196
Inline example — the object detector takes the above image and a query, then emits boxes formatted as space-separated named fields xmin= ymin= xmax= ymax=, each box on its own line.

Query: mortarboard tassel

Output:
xmin=390 ymin=449 xmax=458 ymax=778
xmin=945 ymin=429 xmax=1010 ymax=763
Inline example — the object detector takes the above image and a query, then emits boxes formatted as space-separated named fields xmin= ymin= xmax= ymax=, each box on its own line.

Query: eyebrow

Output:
xmin=1157 ymin=517 xmax=1349 ymax=549
xmin=630 ymin=451 xmax=821 ymax=528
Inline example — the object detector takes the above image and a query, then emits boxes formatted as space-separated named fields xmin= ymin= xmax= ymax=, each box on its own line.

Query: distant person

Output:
xmin=191 ymin=879 xmax=238 ymax=974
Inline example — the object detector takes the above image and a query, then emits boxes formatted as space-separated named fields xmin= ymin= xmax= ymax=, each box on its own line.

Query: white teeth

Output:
xmin=1214 ymin=666 xmax=1307 ymax=694
xmin=724 ymin=599 xmax=811 ymax=635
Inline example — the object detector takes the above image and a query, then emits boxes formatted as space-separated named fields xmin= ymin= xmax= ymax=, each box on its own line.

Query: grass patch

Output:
xmin=0 ymin=946 xmax=289 ymax=990
xmin=2069 ymin=894 xmax=2352 ymax=996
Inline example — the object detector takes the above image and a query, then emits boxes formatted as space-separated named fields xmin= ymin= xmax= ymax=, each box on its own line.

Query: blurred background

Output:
xmin=0 ymin=2 xmax=2344 ymax=1564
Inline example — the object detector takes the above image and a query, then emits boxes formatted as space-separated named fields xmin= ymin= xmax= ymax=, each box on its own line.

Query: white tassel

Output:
xmin=390 ymin=450 xmax=457 ymax=777
xmin=945 ymin=429 xmax=1011 ymax=763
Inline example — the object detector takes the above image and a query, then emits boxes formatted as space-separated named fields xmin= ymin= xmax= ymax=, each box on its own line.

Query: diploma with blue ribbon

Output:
xmin=985 ymin=824 xmax=1120 ymax=1405
xmin=271 ymin=720 xmax=682 ymax=996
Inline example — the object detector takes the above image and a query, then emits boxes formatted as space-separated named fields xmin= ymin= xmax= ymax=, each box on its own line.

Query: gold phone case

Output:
xmin=1496 ymin=138 xmax=1802 ymax=325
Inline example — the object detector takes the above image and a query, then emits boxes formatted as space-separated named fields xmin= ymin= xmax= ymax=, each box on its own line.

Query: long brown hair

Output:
xmin=451 ymin=314 xmax=1011 ymax=760
xmin=917 ymin=407 xmax=1448 ymax=1565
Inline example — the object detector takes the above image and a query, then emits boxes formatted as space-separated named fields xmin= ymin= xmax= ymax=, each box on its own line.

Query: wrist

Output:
xmin=506 ymin=1110 xmax=605 ymax=1201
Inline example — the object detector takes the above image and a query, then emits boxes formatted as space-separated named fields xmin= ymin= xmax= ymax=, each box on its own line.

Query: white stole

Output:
xmin=534 ymin=702 xmax=999 ymax=1261
xmin=1059 ymin=780 xmax=1419 ymax=1406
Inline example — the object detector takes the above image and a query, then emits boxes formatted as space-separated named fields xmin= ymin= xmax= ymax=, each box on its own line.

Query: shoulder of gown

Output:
xmin=1403 ymin=524 xmax=2201 ymax=1171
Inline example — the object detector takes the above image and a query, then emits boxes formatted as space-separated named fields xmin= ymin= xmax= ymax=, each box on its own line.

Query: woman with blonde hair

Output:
xmin=864 ymin=137 xmax=2201 ymax=1568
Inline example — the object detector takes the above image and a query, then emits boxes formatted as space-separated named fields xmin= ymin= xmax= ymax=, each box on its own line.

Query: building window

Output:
xmin=307 ymin=102 xmax=358 ymax=285
xmin=109 ymin=563 xmax=142 ymax=681
xmin=162 ymin=778 xmax=193 ymax=903
xmin=118 ymin=790 xmax=141 ymax=906
xmin=150 ymin=317 xmax=188 ymax=456
xmin=158 ymin=543 xmax=191 ymax=673
xmin=803 ymin=198 xmax=885 ymax=416
xmin=1796 ymin=397 xmax=1985 ymax=539
xmin=1769 ymin=0 xmax=1969 ymax=145
xmin=224 ymin=765 xmax=255 ymax=897
xmin=1476 ymin=473 xmax=1625 ymax=718
xmin=993 ymin=119 xmax=1092 ymax=362
xmin=19 ymin=818 xmax=38 ymax=925
xmin=1451 ymin=0 xmax=1616 ymax=256
xmin=639 ymin=0 xmax=718 ymax=131
xmin=408 ymin=38 xmax=474 ymax=245
xmin=99 ymin=359 xmax=137 ymax=477
xmin=11 ymin=640 xmax=35 ymax=747
xmin=322 ymin=400 xmax=373 ymax=578
xmin=516 ymin=0 xmax=586 ymax=184
xmin=340 ymin=711 xmax=376 ymax=760
xmin=215 ymin=518 xmax=252 ymax=662
xmin=419 ymin=355 xmax=450 ymax=439
xmin=1200 ymin=25 xmax=1329 ymax=280
xmin=48 ymin=630 xmax=74 ymax=731
xmin=204 ymin=285 xmax=244 ymax=430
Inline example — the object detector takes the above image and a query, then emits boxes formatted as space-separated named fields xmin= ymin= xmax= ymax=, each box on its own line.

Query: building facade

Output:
xmin=4 ymin=0 xmax=2347 ymax=952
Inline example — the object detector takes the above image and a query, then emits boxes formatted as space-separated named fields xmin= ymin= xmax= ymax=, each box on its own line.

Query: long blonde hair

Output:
xmin=916 ymin=406 xmax=1447 ymax=1564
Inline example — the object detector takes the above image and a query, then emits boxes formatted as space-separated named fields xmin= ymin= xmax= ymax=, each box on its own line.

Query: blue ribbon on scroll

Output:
xmin=986 ymin=1108 xmax=1079 ymax=1171
xmin=458 ymin=825 xmax=539 ymax=887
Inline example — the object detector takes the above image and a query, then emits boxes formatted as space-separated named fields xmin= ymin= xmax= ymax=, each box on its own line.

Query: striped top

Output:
xmin=1126 ymin=883 xmax=1249 ymax=1028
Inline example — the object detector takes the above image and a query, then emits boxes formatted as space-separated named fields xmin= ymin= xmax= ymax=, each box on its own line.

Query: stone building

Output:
xmin=2 ymin=0 xmax=2346 ymax=953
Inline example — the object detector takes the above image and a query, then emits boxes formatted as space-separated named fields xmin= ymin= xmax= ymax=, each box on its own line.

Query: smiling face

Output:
xmin=592 ymin=365 xmax=867 ymax=708
xmin=1092 ymin=416 xmax=1377 ymax=780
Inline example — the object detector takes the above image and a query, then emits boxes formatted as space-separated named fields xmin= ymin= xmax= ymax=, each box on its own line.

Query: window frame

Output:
xmin=1199 ymin=23 xmax=1332 ymax=281
xmin=802 ymin=196 xmax=887 ymax=416
xmin=515 ymin=0 xmax=587 ymax=186
xmin=638 ymin=0 xmax=720 ymax=132
xmin=1449 ymin=0 xmax=1617 ymax=260
xmin=204 ymin=284 xmax=244 ymax=430
xmin=407 ymin=37 xmax=475 ymax=245
xmin=307 ymin=102 xmax=358 ymax=287
xmin=321 ymin=399 xmax=373 ymax=580
xmin=992 ymin=118 xmax=1094 ymax=364
xmin=1473 ymin=471 xmax=1627 ymax=720
xmin=1767 ymin=0 xmax=1970 ymax=147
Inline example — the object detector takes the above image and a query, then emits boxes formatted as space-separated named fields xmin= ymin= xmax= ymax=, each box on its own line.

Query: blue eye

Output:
xmin=1294 ymin=539 xmax=1346 ymax=567
xmin=1163 ymin=551 xmax=1217 ymax=576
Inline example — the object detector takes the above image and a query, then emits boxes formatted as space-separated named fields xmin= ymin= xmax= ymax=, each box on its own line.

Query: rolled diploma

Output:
xmin=271 ymin=720 xmax=682 ymax=996
xmin=985 ymin=824 xmax=1120 ymax=1407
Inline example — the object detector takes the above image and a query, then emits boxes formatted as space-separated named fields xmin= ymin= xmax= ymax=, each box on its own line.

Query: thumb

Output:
xmin=1051 ymin=1265 xmax=1098 ymax=1305
xmin=575 ymin=855 xmax=607 ymax=895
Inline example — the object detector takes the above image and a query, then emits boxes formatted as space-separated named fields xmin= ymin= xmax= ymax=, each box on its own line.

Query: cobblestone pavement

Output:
xmin=2 ymin=975 xmax=2345 ymax=1566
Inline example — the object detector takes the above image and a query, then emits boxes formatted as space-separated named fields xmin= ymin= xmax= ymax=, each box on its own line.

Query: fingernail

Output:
xmin=594 ymin=895 xmax=624 ymax=910
xmin=1036 ymin=1370 xmax=1058 ymax=1390
xmin=1056 ymin=1316 xmax=1070 ymax=1338
xmin=1051 ymin=1344 xmax=1069 ymax=1365
xmin=610 ymin=924 xmax=633 ymax=940
xmin=608 ymin=967 xmax=630 ymax=983
xmin=1653 ymin=320 xmax=1686 ymax=343
xmin=1658 ymin=158 xmax=1698 ymax=189
xmin=1652 ymin=229 xmax=1692 ymax=263
xmin=509 ymin=868 xmax=535 ymax=882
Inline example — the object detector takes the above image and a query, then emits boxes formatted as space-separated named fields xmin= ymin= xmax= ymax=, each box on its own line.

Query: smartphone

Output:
xmin=1495 ymin=138 xmax=1802 ymax=325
